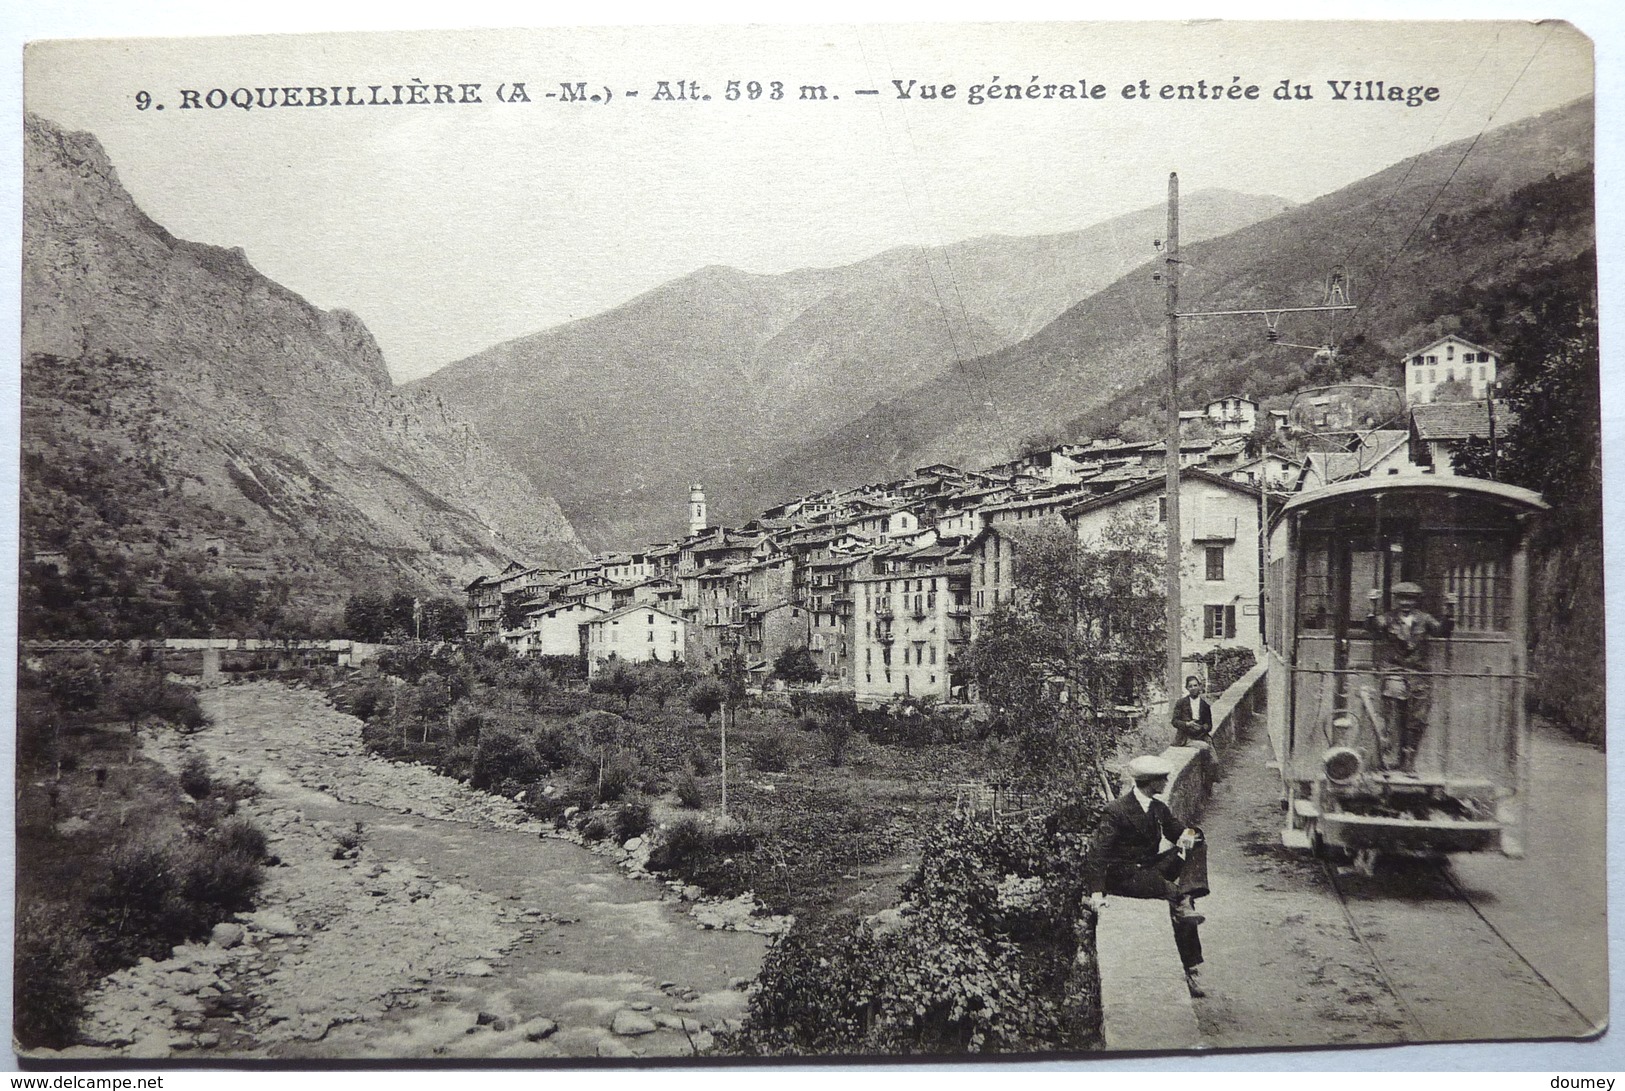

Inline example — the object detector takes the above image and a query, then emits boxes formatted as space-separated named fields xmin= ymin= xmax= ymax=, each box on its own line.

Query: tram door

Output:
xmin=1326 ymin=527 xmax=1410 ymax=709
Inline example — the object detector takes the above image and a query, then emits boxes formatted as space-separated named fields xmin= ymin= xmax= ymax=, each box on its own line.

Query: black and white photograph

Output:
xmin=7 ymin=10 xmax=1612 ymax=1070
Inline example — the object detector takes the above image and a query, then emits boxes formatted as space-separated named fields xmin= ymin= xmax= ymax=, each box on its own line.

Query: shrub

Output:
xmin=1198 ymin=646 xmax=1257 ymax=695
xmin=596 ymin=750 xmax=637 ymax=803
xmin=179 ymin=838 xmax=265 ymax=917
xmin=333 ymin=822 xmax=367 ymax=860
xmin=675 ymin=769 xmax=704 ymax=809
xmin=178 ymin=753 xmax=213 ymax=800
xmin=582 ymin=814 xmax=614 ymax=842
xmin=645 ymin=816 xmax=760 ymax=894
xmin=345 ymin=678 xmax=390 ymax=721
xmin=523 ymin=782 xmax=596 ymax=827
xmin=749 ymin=729 xmax=792 ymax=773
xmin=13 ymin=905 xmax=88 ymax=1050
xmin=729 ymin=807 xmax=1101 ymax=1057
xmin=470 ymin=724 xmax=543 ymax=790
xmin=216 ymin=817 xmax=269 ymax=861
xmin=614 ymin=799 xmax=654 ymax=842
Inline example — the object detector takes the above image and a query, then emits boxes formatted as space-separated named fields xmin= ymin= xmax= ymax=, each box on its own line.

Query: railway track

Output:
xmin=1318 ymin=853 xmax=1598 ymax=1042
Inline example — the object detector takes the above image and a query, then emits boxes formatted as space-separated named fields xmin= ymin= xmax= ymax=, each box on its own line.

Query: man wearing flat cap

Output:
xmin=1085 ymin=755 xmax=1210 ymax=995
xmin=1366 ymin=581 xmax=1456 ymax=772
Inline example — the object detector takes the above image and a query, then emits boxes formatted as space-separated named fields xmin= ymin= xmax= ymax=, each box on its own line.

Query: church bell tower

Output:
xmin=689 ymin=483 xmax=707 ymax=536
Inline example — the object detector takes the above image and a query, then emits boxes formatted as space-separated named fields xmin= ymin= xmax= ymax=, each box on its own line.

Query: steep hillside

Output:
xmin=413 ymin=190 xmax=1287 ymax=548
xmin=738 ymin=96 xmax=1594 ymax=509
xmin=20 ymin=114 xmax=585 ymax=630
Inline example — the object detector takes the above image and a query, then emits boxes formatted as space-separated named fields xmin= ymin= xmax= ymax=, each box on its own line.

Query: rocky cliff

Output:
xmin=21 ymin=114 xmax=585 ymax=614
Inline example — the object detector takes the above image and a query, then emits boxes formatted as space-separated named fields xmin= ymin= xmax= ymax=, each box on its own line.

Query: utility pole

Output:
xmin=1156 ymin=175 xmax=1355 ymax=705
xmin=1162 ymin=173 xmax=1184 ymax=706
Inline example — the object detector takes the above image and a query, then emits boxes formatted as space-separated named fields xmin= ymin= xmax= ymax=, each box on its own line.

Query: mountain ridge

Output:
xmin=413 ymin=189 xmax=1290 ymax=549
xmin=727 ymin=95 xmax=1596 ymax=515
xmin=21 ymin=113 xmax=586 ymax=621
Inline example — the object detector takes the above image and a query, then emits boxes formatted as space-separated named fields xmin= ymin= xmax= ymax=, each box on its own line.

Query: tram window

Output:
xmin=1297 ymin=545 xmax=1333 ymax=631
xmin=1346 ymin=549 xmax=1382 ymax=631
xmin=1425 ymin=535 xmax=1510 ymax=631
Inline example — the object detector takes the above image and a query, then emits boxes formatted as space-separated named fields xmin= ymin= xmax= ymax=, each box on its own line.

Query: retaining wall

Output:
xmin=1096 ymin=661 xmax=1269 ymax=1051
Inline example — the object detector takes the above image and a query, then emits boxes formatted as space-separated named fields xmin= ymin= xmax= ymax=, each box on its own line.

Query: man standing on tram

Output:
xmin=1366 ymin=580 xmax=1457 ymax=772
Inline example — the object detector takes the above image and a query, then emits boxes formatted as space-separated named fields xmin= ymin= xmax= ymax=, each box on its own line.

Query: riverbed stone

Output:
xmin=520 ymin=1017 xmax=559 ymax=1042
xmin=611 ymin=1010 xmax=658 ymax=1036
xmin=210 ymin=923 xmax=245 ymax=948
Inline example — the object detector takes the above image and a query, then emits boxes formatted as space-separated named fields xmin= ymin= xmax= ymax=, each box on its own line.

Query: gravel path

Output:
xmin=62 ymin=682 xmax=769 ymax=1061
xmin=1190 ymin=710 xmax=1601 ymax=1049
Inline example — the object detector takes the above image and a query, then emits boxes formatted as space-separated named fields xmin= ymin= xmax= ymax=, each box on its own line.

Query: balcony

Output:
xmin=877 ymin=631 xmax=895 ymax=644
xmin=947 ymin=605 xmax=970 ymax=618
xmin=875 ymin=606 xmax=894 ymax=619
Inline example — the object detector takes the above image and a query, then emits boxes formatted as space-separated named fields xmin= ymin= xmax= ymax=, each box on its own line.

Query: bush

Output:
xmin=345 ymin=678 xmax=391 ymax=721
xmin=729 ymin=807 xmax=1101 ymax=1056
xmin=582 ymin=814 xmax=614 ymax=842
xmin=614 ymin=799 xmax=654 ymax=842
xmin=645 ymin=816 xmax=760 ymax=895
xmin=178 ymin=753 xmax=213 ymax=800
xmin=1198 ymin=646 xmax=1257 ymax=695
xmin=13 ymin=905 xmax=88 ymax=1050
xmin=523 ymin=782 xmax=596 ymax=828
xmin=675 ymin=769 xmax=704 ymax=809
xmin=749 ymin=729 xmax=793 ymax=773
xmin=596 ymin=750 xmax=637 ymax=803
xmin=216 ymin=817 xmax=269 ymax=861
xmin=470 ymin=724 xmax=544 ymax=790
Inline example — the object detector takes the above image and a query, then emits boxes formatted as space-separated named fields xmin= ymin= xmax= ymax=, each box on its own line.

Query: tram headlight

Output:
xmin=1322 ymin=746 xmax=1363 ymax=785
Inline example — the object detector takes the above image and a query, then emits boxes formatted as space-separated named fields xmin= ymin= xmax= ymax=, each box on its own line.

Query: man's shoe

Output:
xmin=1173 ymin=897 xmax=1205 ymax=926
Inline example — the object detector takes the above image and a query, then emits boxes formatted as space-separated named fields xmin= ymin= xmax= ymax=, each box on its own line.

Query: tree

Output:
xmin=687 ymin=677 xmax=725 ymax=725
xmin=420 ymin=596 xmax=466 ymax=642
xmin=961 ymin=515 xmax=1164 ymax=797
xmin=1117 ymin=413 xmax=1160 ymax=443
xmin=499 ymin=594 xmax=531 ymax=632
xmin=588 ymin=659 xmax=641 ymax=710
xmin=635 ymin=661 xmax=685 ymax=708
xmin=409 ymin=671 xmax=454 ymax=744
xmin=804 ymin=690 xmax=857 ymax=767
xmin=771 ymin=644 xmax=823 ymax=685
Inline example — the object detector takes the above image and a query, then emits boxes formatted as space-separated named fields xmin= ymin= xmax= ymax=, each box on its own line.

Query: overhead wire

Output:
xmin=857 ymin=28 xmax=1015 ymax=459
xmin=1336 ymin=26 xmax=1558 ymax=349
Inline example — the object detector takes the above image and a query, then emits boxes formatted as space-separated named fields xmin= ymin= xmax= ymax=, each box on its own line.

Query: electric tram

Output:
xmin=1265 ymin=475 xmax=1547 ymax=859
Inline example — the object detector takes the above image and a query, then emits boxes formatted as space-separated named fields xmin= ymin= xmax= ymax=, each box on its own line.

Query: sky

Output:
xmin=17 ymin=16 xmax=1597 ymax=382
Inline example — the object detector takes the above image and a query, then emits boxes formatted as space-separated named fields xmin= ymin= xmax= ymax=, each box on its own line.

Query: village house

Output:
xmin=584 ymin=604 xmax=685 ymax=676
xmin=1205 ymin=395 xmax=1259 ymax=435
xmin=1402 ymin=334 xmax=1500 ymax=406
xmin=1299 ymin=429 xmax=1413 ymax=491
xmin=610 ymin=576 xmax=682 ymax=610
xmin=1064 ymin=467 xmax=1274 ymax=660
xmin=508 ymin=599 xmax=605 ymax=659
xmin=966 ymin=519 xmax=1069 ymax=630
xmin=463 ymin=573 xmax=504 ymax=638
xmin=802 ymin=551 xmax=870 ymax=684
xmin=1408 ymin=399 xmax=1514 ymax=475
xmin=850 ymin=543 xmax=971 ymax=703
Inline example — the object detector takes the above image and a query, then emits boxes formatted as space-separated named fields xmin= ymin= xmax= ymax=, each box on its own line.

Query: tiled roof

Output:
xmin=1410 ymin=400 xmax=1515 ymax=440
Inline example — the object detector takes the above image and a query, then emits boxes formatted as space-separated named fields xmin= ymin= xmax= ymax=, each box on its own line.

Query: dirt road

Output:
xmin=1190 ymin=710 xmax=1602 ymax=1050
xmin=67 ymin=682 xmax=769 ymax=1060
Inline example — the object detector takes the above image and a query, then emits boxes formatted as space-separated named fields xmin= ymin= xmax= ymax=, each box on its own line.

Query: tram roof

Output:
xmin=1280 ymin=474 xmax=1548 ymax=518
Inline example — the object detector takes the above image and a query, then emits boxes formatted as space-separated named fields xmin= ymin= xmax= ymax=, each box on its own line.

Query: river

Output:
xmin=65 ymin=682 xmax=770 ymax=1061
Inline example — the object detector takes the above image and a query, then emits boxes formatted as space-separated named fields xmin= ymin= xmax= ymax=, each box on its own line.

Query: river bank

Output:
xmin=50 ymin=682 xmax=771 ymax=1061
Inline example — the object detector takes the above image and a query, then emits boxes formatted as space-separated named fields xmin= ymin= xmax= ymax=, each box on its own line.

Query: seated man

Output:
xmin=1085 ymin=755 xmax=1210 ymax=996
xmin=1171 ymin=674 xmax=1215 ymax=749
